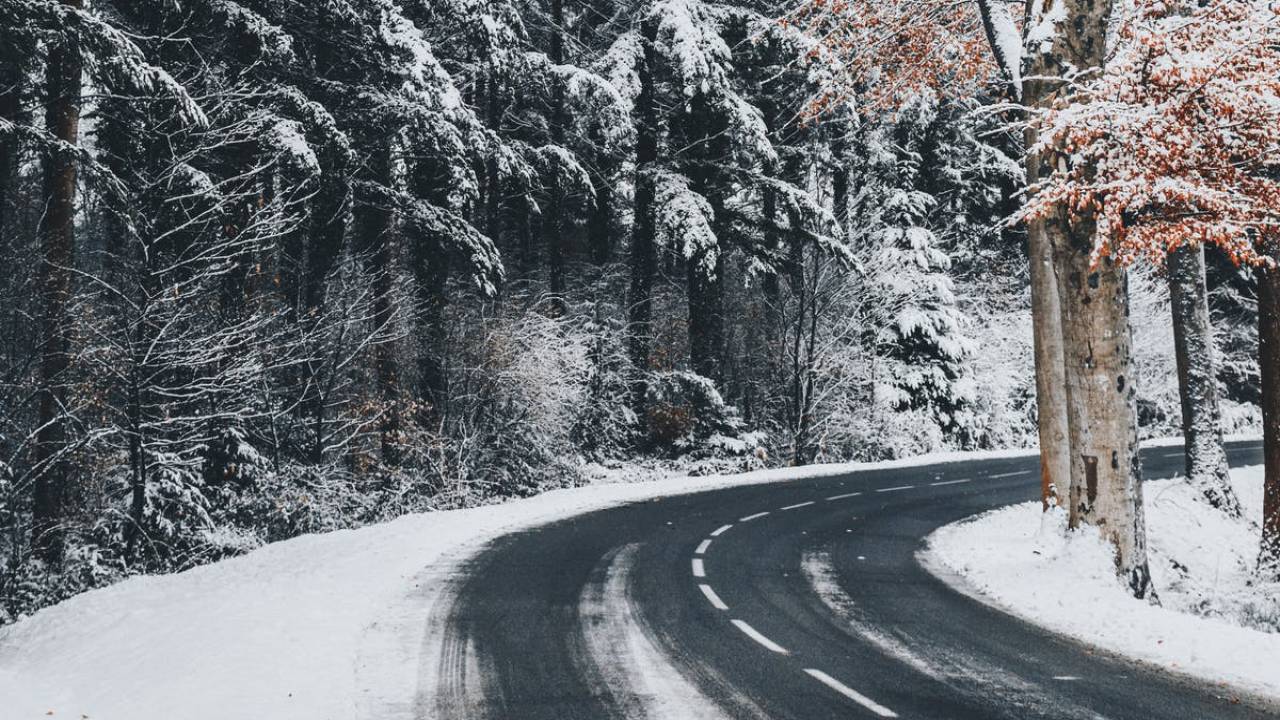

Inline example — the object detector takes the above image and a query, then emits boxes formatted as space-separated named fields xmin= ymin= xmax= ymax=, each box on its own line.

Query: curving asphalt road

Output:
xmin=424 ymin=441 xmax=1276 ymax=719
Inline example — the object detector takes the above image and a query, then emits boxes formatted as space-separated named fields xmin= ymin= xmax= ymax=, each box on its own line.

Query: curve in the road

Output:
xmin=424 ymin=442 xmax=1276 ymax=720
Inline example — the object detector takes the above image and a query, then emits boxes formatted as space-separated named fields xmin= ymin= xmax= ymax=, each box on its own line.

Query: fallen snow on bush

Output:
xmin=927 ymin=465 xmax=1280 ymax=701
xmin=0 ymin=446 xmax=1039 ymax=720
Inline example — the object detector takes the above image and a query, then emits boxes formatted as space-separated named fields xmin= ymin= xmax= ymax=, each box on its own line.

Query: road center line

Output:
xmin=692 ymin=558 xmax=706 ymax=578
xmin=698 ymin=584 xmax=729 ymax=610
xmin=826 ymin=492 xmax=862 ymax=501
xmin=710 ymin=524 xmax=733 ymax=537
xmin=730 ymin=619 xmax=789 ymax=654
xmin=803 ymin=668 xmax=898 ymax=717
xmin=930 ymin=478 xmax=971 ymax=486
xmin=1052 ymin=675 xmax=1081 ymax=681
xmin=875 ymin=485 xmax=914 ymax=493
xmin=739 ymin=511 xmax=770 ymax=522
xmin=695 ymin=539 xmax=712 ymax=555
xmin=781 ymin=501 xmax=815 ymax=511
xmin=988 ymin=470 xmax=1032 ymax=478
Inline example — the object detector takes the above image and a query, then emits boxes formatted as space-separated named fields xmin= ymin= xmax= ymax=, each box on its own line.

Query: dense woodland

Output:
xmin=0 ymin=0 xmax=1273 ymax=621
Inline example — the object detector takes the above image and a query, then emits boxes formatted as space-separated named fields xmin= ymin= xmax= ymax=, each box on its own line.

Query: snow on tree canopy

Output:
xmin=266 ymin=119 xmax=321 ymax=177
xmin=1018 ymin=0 xmax=1280 ymax=268
xmin=650 ymin=169 xmax=719 ymax=277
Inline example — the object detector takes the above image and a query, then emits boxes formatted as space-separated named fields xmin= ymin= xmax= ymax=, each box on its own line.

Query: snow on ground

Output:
xmin=0 ymin=446 xmax=1039 ymax=720
xmin=926 ymin=465 xmax=1280 ymax=702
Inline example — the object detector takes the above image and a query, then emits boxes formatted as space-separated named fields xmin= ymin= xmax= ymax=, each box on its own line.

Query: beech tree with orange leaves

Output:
xmin=1019 ymin=0 xmax=1280 ymax=573
xmin=790 ymin=0 xmax=1163 ymax=596
xmin=796 ymin=0 xmax=1280 ymax=581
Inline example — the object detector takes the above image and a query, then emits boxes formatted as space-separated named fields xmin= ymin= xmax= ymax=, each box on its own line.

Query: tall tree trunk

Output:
xmin=485 ymin=68 xmax=503 ymax=244
xmin=688 ymin=250 xmax=725 ymax=383
xmin=1055 ymin=233 xmax=1153 ymax=597
xmin=1256 ymin=249 xmax=1280 ymax=576
xmin=1168 ymin=244 xmax=1240 ymax=515
xmin=628 ymin=20 xmax=660 ymax=400
xmin=542 ymin=194 xmax=565 ymax=307
xmin=588 ymin=174 xmax=611 ymax=264
xmin=304 ymin=170 xmax=347 ymax=313
xmin=32 ymin=1 xmax=84 ymax=564
xmin=0 ymin=52 xmax=20 ymax=241
xmin=1024 ymin=0 xmax=1152 ymax=597
xmin=1024 ymin=200 xmax=1071 ymax=510
xmin=356 ymin=144 xmax=401 ymax=466
xmin=1021 ymin=61 xmax=1072 ymax=514
xmin=545 ymin=0 xmax=568 ymax=312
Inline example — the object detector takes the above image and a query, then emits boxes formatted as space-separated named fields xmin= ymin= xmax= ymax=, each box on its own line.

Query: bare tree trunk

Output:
xmin=32 ymin=0 xmax=84 ymax=564
xmin=544 ymin=0 xmax=568 ymax=313
xmin=1055 ymin=232 xmax=1154 ymax=597
xmin=588 ymin=175 xmax=612 ymax=264
xmin=1019 ymin=0 xmax=1152 ymax=597
xmin=1256 ymin=249 xmax=1280 ymax=577
xmin=1020 ymin=32 xmax=1072 ymax=515
xmin=413 ymin=239 xmax=451 ymax=416
xmin=0 ymin=53 xmax=19 ymax=241
xmin=1025 ymin=215 xmax=1072 ymax=509
xmin=1168 ymin=244 xmax=1240 ymax=515
xmin=688 ymin=250 xmax=726 ymax=383
xmin=628 ymin=19 xmax=659 ymax=402
xmin=355 ymin=144 xmax=401 ymax=466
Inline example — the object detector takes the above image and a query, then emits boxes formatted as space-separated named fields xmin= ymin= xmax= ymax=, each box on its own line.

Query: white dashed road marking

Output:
xmin=875 ymin=485 xmax=914 ymax=493
xmin=739 ymin=511 xmax=770 ymax=522
xmin=930 ymin=478 xmax=971 ymax=487
xmin=731 ymin=620 xmax=789 ymax=654
xmin=781 ymin=501 xmax=816 ymax=511
xmin=699 ymin=584 xmax=729 ymax=610
xmin=710 ymin=524 xmax=733 ymax=537
xmin=989 ymin=470 xmax=1032 ymax=478
xmin=695 ymin=539 xmax=712 ymax=555
xmin=692 ymin=558 xmax=706 ymax=578
xmin=826 ymin=492 xmax=862 ymax=501
xmin=803 ymin=669 xmax=898 ymax=717
xmin=1052 ymin=676 xmax=1081 ymax=681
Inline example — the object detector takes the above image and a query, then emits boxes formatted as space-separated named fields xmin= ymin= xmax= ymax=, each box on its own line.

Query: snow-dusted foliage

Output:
xmin=1 ymin=0 xmax=1264 ymax=622
xmin=644 ymin=370 xmax=761 ymax=457
xmin=1018 ymin=0 xmax=1280 ymax=268
xmin=650 ymin=169 xmax=719 ymax=275
xmin=849 ymin=102 xmax=977 ymax=437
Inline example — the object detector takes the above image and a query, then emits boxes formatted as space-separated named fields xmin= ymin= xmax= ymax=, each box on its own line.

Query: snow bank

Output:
xmin=926 ymin=465 xmax=1280 ymax=702
xmin=0 ymin=446 xmax=1038 ymax=720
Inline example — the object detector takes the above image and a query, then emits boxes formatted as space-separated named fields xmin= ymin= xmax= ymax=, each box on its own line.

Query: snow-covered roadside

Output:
xmin=926 ymin=465 xmax=1280 ymax=702
xmin=0 ymin=446 xmax=1040 ymax=720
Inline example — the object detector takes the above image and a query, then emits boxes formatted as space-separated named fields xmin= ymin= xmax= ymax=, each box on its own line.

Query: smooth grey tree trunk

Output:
xmin=982 ymin=0 xmax=1072 ymax=513
xmin=988 ymin=0 xmax=1154 ymax=597
xmin=1167 ymin=244 xmax=1241 ymax=516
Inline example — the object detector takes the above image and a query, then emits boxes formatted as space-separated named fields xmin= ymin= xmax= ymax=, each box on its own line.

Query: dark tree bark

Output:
xmin=687 ymin=249 xmax=725 ymax=383
xmin=1257 ymin=248 xmax=1280 ymax=576
xmin=0 ymin=52 xmax=20 ymax=241
xmin=32 ymin=0 xmax=85 ymax=564
xmin=628 ymin=20 xmax=660 ymax=391
xmin=588 ymin=176 xmax=611 ymax=264
xmin=304 ymin=169 xmax=347 ymax=313
xmin=415 ymin=248 xmax=451 ymax=415
xmin=355 ymin=144 xmax=402 ymax=466
xmin=485 ymin=68 xmax=503 ymax=245
xmin=1168 ymin=244 xmax=1240 ymax=515
xmin=544 ymin=0 xmax=568 ymax=312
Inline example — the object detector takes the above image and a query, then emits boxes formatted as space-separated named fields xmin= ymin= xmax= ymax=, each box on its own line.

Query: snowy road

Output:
xmin=424 ymin=441 xmax=1278 ymax=719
